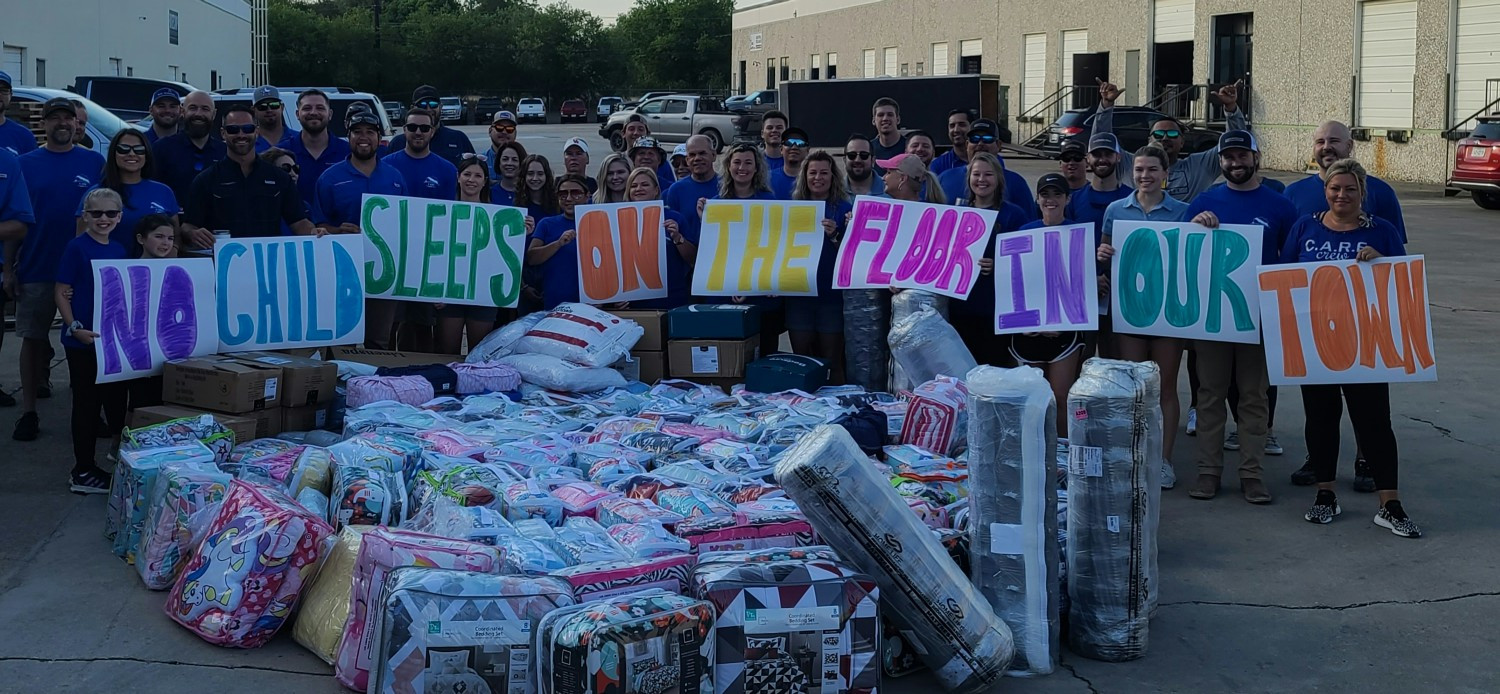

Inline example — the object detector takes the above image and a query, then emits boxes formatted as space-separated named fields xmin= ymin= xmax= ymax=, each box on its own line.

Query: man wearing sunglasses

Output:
xmin=1057 ymin=138 xmax=1090 ymax=192
xmin=937 ymin=119 xmax=1038 ymax=217
xmin=842 ymin=135 xmax=884 ymax=197
xmin=181 ymin=104 xmax=313 ymax=245
xmin=281 ymin=88 xmax=350 ymax=210
xmin=483 ymin=110 xmax=519 ymax=180
xmin=9 ymin=98 xmax=104 ymax=441
xmin=251 ymin=85 xmax=297 ymax=154
xmin=152 ymin=91 xmax=226 ymax=204
xmin=769 ymin=127 xmax=810 ymax=200
xmin=1092 ymin=77 xmax=1247 ymax=203
xmin=387 ymin=85 xmax=475 ymax=168
xmin=930 ymin=109 xmax=973 ymax=176
xmin=384 ymin=110 xmax=459 ymax=202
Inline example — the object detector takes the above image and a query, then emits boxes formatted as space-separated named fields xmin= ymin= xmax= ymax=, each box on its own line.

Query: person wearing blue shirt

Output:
xmin=758 ymin=110 xmax=788 ymax=172
xmin=482 ymin=110 xmax=520 ymax=180
xmin=663 ymin=135 xmax=721 ymax=242
xmin=0 ymin=147 xmax=35 ymax=408
xmin=1097 ymin=143 xmax=1190 ymax=490
xmin=1282 ymin=120 xmax=1407 ymax=242
xmin=938 ymin=119 xmax=1039 ymax=219
xmin=624 ymin=167 xmax=696 ymax=311
xmin=842 ymin=135 xmax=885 ymax=198
xmin=145 ymin=88 xmax=182 ymax=144
xmin=489 ymin=142 xmax=526 ymax=208
xmin=1067 ymin=133 xmax=1134 ymax=249
xmin=527 ymin=175 xmax=592 ymax=309
xmin=152 ymin=91 xmax=227 ymax=204
xmin=77 ymin=129 xmax=181 ymax=255
xmin=929 ymin=109 xmax=973 ymax=176
xmin=1014 ymin=173 xmax=1087 ymax=435
xmin=627 ymin=136 xmax=674 ymax=191
xmin=278 ymin=89 xmax=350 ymax=209
xmin=768 ymin=127 xmax=809 ymax=200
xmin=386 ymin=85 xmax=475 ymax=168
xmin=783 ymin=151 xmax=852 ymax=382
xmin=1259 ymin=176 xmax=1286 ymax=194
xmin=1275 ymin=157 xmax=1420 ymax=538
xmin=1092 ymin=78 xmax=1249 ymax=203
xmin=945 ymin=152 xmax=1032 ymax=367
xmin=0 ymin=72 xmax=38 ymax=157
xmin=1057 ymin=138 xmax=1090 ymax=194
xmin=1180 ymin=131 xmax=1299 ymax=505
xmin=383 ymin=111 xmax=458 ymax=202
xmin=250 ymin=86 xmax=297 ymax=153
xmin=55 ymin=187 xmax=130 ymax=493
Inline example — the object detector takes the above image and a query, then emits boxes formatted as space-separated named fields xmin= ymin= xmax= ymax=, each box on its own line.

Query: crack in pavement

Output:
xmin=0 ymin=655 xmax=328 ymax=677
xmin=1061 ymin=661 xmax=1103 ymax=694
xmin=1430 ymin=303 xmax=1499 ymax=315
xmin=1401 ymin=415 xmax=1496 ymax=452
xmin=1160 ymin=590 xmax=1500 ymax=611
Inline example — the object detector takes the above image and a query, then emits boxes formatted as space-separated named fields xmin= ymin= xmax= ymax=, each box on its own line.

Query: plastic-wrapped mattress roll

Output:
xmin=889 ymin=290 xmax=951 ymax=391
xmin=842 ymin=289 xmax=890 ymax=393
xmin=889 ymin=304 xmax=977 ymax=389
xmin=1063 ymin=358 xmax=1161 ymax=662
xmin=775 ymin=425 xmax=1012 ymax=692
xmin=966 ymin=365 xmax=1060 ymax=676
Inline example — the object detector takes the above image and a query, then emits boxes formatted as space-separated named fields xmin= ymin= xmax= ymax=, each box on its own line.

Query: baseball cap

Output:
xmin=41 ymin=97 xmax=76 ymax=119
xmin=1059 ymin=138 xmax=1087 ymax=156
xmin=150 ymin=88 xmax=181 ymax=106
xmin=1036 ymin=172 xmax=1070 ymax=194
xmin=1088 ymin=132 xmax=1120 ymax=153
xmin=969 ymin=118 xmax=1000 ymax=137
xmin=346 ymin=105 xmax=382 ymax=130
xmin=0 ymin=71 xmax=11 ymax=87
xmin=782 ymin=127 xmax=810 ymax=145
xmin=1218 ymin=129 xmax=1258 ymax=153
xmin=875 ymin=152 xmax=926 ymax=178
xmin=671 ymin=143 xmax=688 ymax=160
xmin=253 ymin=85 xmax=280 ymax=105
xmin=492 ymin=110 xmax=517 ymax=124
xmin=629 ymin=136 xmax=663 ymax=155
xmin=563 ymin=137 xmax=590 ymax=154
xmin=412 ymin=85 xmax=440 ymax=103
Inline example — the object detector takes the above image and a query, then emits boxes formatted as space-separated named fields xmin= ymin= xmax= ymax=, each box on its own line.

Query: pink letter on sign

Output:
xmin=935 ymin=210 xmax=984 ymax=294
xmin=913 ymin=208 xmax=957 ymax=286
xmin=894 ymin=207 xmax=937 ymax=282
xmin=839 ymin=199 xmax=890 ymax=286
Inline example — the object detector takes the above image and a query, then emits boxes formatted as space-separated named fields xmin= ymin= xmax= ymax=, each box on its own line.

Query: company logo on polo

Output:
xmin=150 ymin=202 xmax=166 ymax=213
xmin=424 ymin=176 xmax=440 ymax=189
xmin=74 ymin=175 xmax=90 ymax=187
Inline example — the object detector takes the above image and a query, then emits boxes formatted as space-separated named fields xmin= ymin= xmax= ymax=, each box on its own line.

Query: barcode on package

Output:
xmin=1069 ymin=445 xmax=1103 ymax=477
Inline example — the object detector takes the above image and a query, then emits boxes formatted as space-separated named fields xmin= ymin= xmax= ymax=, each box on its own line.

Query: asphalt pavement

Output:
xmin=2 ymin=135 xmax=1497 ymax=692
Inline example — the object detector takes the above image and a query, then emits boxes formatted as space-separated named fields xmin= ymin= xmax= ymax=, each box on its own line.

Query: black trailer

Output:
xmin=773 ymin=74 xmax=1007 ymax=150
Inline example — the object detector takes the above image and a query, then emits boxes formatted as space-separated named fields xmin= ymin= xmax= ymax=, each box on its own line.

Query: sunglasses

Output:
xmin=491 ymin=124 xmax=516 ymax=134
xmin=85 ymin=209 xmax=122 ymax=219
xmin=254 ymin=101 xmax=283 ymax=111
xmin=844 ymin=151 xmax=872 ymax=160
xmin=404 ymin=123 xmax=433 ymax=133
xmin=415 ymin=99 xmax=441 ymax=109
xmin=784 ymin=138 xmax=808 ymax=148
xmin=557 ymin=189 xmax=589 ymax=199
xmin=278 ymin=162 xmax=299 ymax=174
xmin=114 ymin=143 xmax=148 ymax=155
xmin=223 ymin=123 xmax=257 ymax=135
xmin=1151 ymin=129 xmax=1182 ymax=139
xmin=1059 ymin=153 xmax=1086 ymax=163
xmin=462 ymin=153 xmax=490 ymax=162
xmin=968 ymin=134 xmax=997 ymax=144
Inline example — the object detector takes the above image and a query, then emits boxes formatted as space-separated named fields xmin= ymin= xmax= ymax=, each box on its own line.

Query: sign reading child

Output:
xmin=693 ymin=199 xmax=825 ymax=296
xmin=1110 ymin=220 xmax=1264 ymax=343
xmin=92 ymin=259 xmax=218 ymax=383
xmin=574 ymin=201 xmax=669 ymax=304
xmin=991 ymin=223 xmax=1099 ymax=334
xmin=834 ymin=196 xmax=994 ymax=300
xmin=215 ymin=236 xmax=367 ymax=352
xmin=359 ymin=193 xmax=528 ymax=308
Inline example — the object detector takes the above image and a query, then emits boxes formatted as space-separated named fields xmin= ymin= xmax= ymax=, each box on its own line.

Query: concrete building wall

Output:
xmin=733 ymin=0 xmax=1478 ymax=184
xmin=0 ymin=0 xmax=251 ymax=91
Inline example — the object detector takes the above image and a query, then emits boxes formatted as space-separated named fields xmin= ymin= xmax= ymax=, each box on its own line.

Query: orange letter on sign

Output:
xmin=618 ymin=204 xmax=664 ymax=294
xmin=1309 ymin=265 xmax=1357 ymax=372
xmin=1349 ymin=263 xmax=1410 ymax=371
xmin=1394 ymin=258 xmax=1436 ymax=370
xmin=578 ymin=209 xmax=619 ymax=302
xmin=1259 ymin=268 xmax=1310 ymax=378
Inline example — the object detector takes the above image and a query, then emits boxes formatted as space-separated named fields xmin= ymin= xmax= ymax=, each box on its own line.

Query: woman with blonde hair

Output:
xmin=592 ymin=153 xmax=631 ymax=204
xmin=948 ymin=151 xmax=1031 ymax=368
xmin=623 ymin=167 xmax=694 ymax=309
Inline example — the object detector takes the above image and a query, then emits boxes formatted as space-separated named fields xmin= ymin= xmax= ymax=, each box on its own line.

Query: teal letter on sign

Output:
xmin=1207 ymin=228 xmax=1254 ymax=333
xmin=217 ymin=243 xmax=252 ymax=346
xmin=1164 ymin=228 xmax=1204 ymax=328
xmin=1118 ymin=227 xmax=1163 ymax=328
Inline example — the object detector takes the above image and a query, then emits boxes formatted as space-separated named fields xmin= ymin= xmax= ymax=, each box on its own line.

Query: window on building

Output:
xmin=932 ymin=43 xmax=950 ymax=76
xmin=900 ymin=63 xmax=909 ymax=76
xmin=916 ymin=62 xmax=924 ymax=76
xmin=827 ymin=53 xmax=837 ymax=79
xmin=34 ymin=59 xmax=44 ymax=87
xmin=126 ymin=67 xmax=133 ymax=77
xmin=170 ymin=65 xmax=180 ymax=80
xmin=109 ymin=58 xmax=122 ymax=76
xmin=883 ymin=47 xmax=898 ymax=77
xmin=780 ymin=57 xmax=789 ymax=82
xmin=960 ymin=39 xmax=984 ymax=74
xmin=811 ymin=54 xmax=821 ymax=80
xmin=1 ymin=46 xmax=23 ymax=85
xmin=211 ymin=70 xmax=220 ymax=90
xmin=170 ymin=10 xmax=180 ymax=45
xmin=863 ymin=49 xmax=876 ymax=77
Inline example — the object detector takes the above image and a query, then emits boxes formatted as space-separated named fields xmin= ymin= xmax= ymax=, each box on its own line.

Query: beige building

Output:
xmin=732 ymin=0 xmax=1500 ymax=184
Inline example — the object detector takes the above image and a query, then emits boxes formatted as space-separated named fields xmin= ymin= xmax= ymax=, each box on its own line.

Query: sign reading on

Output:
xmin=992 ymin=224 xmax=1099 ymax=335
xmin=1258 ymin=256 xmax=1436 ymax=385
xmin=574 ymin=201 xmax=669 ymax=304
xmin=1110 ymin=221 xmax=1263 ymax=343
xmin=92 ymin=259 xmax=217 ymax=384
xmin=693 ymin=199 xmax=825 ymax=297
xmin=834 ymin=195 xmax=994 ymax=299
xmin=360 ymin=193 xmax=527 ymax=307
xmin=215 ymin=236 xmax=366 ymax=352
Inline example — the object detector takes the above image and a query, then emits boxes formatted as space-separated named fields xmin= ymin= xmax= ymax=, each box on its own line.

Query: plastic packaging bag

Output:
xmin=607 ymin=521 xmax=692 ymax=558
xmin=900 ymin=376 xmax=970 ymax=456
xmin=108 ymin=442 xmax=217 ymax=563
xmin=498 ymin=353 xmax=628 ymax=393
xmin=842 ymin=289 xmax=891 ymax=393
xmin=134 ymin=463 xmax=232 ymax=590
xmin=466 ymin=310 xmax=545 ymax=363
xmin=889 ymin=304 xmax=977 ymax=387
xmin=291 ymin=525 xmax=373 ymax=664
xmin=448 ymin=361 xmax=522 ymax=394
xmin=512 ymin=303 xmax=644 ymax=367
xmin=123 ymin=414 xmax=236 ymax=463
xmin=554 ymin=517 xmax=630 ymax=564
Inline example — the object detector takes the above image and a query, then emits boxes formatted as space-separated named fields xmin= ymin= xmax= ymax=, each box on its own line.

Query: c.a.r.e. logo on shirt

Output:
xmin=149 ymin=202 xmax=166 ymax=213
xmin=1303 ymin=238 xmax=1368 ymax=260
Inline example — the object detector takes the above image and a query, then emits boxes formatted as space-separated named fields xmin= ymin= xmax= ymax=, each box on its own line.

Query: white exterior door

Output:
xmin=932 ymin=43 xmax=949 ymax=77
xmin=2 ymin=46 xmax=23 ymax=84
xmin=1358 ymin=0 xmax=1418 ymax=129
xmin=1062 ymin=30 xmax=1089 ymax=90
xmin=1455 ymin=0 xmax=1500 ymax=122
xmin=863 ymin=49 xmax=876 ymax=78
xmin=1153 ymin=0 xmax=1195 ymax=43
xmin=1023 ymin=33 xmax=1047 ymax=112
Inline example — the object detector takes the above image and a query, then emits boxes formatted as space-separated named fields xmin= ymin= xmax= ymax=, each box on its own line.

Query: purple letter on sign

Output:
xmin=936 ymin=210 xmax=985 ymax=294
xmin=1045 ymin=227 xmax=1090 ymax=326
xmin=158 ymin=264 xmax=199 ymax=360
xmin=98 ymin=265 xmax=152 ymax=375
xmin=997 ymin=235 xmax=1040 ymax=330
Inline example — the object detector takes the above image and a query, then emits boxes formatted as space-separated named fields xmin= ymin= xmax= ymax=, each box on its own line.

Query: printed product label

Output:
xmin=254 ymin=356 xmax=293 ymax=365
xmin=744 ymin=606 xmax=841 ymax=633
xmin=1107 ymin=515 xmax=1120 ymax=533
xmin=1069 ymin=445 xmax=1103 ymax=477
xmin=988 ymin=522 xmax=1027 ymax=555
xmin=691 ymin=346 xmax=720 ymax=374
xmin=397 ymin=619 xmax=533 ymax=694
xmin=264 ymin=376 xmax=279 ymax=400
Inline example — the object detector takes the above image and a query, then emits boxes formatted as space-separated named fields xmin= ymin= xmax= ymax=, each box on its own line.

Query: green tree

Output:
xmin=612 ymin=0 xmax=732 ymax=90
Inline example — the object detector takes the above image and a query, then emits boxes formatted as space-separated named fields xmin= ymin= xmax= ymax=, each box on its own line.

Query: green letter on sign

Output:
xmin=1119 ymin=227 xmax=1163 ymax=328
xmin=490 ymin=209 xmax=525 ymax=307
xmin=1207 ymin=228 xmax=1254 ymax=333
xmin=1164 ymin=228 xmax=1203 ymax=328
xmin=362 ymin=196 xmax=396 ymax=294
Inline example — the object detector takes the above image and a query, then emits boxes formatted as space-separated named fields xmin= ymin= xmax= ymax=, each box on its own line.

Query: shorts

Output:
xmin=14 ymin=282 xmax=57 ymax=340
xmin=437 ymin=304 xmax=499 ymax=322
xmin=784 ymin=298 xmax=843 ymax=334
xmin=1009 ymin=331 xmax=1084 ymax=364
xmin=399 ymin=301 xmax=436 ymax=326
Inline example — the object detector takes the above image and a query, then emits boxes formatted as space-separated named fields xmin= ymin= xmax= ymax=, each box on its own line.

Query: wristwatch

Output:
xmin=66 ymin=320 xmax=83 ymax=336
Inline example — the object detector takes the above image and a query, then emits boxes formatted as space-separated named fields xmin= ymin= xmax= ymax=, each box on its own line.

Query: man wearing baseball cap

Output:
xmin=483 ymin=110 xmax=519 ymax=180
xmin=669 ymin=143 xmax=690 ymax=181
xmin=1058 ymin=138 xmax=1089 ymax=192
xmin=768 ymin=126 xmax=809 ymax=199
xmin=937 ymin=118 xmax=1038 ymax=217
xmin=251 ymin=85 xmax=296 ymax=153
xmin=146 ymin=88 xmax=183 ymax=144
xmin=562 ymin=137 xmax=597 ymax=194
xmin=617 ymin=114 xmax=677 ymax=185
xmin=628 ymin=136 xmax=668 ymax=184
xmin=0 ymin=72 xmax=37 ymax=156
xmin=1093 ymin=77 xmax=1248 ymax=202
xmin=388 ymin=85 xmax=474 ymax=168
xmin=1179 ymin=129 xmax=1298 ymax=504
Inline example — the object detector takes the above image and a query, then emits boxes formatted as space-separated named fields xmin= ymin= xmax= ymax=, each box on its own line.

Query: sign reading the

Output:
xmin=834 ymin=195 xmax=994 ymax=299
xmin=992 ymin=224 xmax=1099 ymax=334
xmin=360 ymin=194 xmax=527 ymax=307
xmin=92 ymin=259 xmax=217 ymax=383
xmin=574 ymin=201 xmax=669 ymax=304
xmin=215 ymin=236 xmax=366 ymax=352
xmin=1110 ymin=221 xmax=1263 ymax=343
xmin=693 ymin=199 xmax=825 ymax=296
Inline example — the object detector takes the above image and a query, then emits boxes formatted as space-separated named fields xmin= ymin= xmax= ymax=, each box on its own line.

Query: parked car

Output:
xmin=211 ymin=87 xmax=392 ymax=138
xmin=596 ymin=96 xmax=623 ymax=122
xmin=382 ymin=100 xmax=404 ymax=123
xmin=517 ymin=98 xmax=547 ymax=123
xmin=561 ymin=99 xmax=588 ymax=123
xmin=1449 ymin=116 xmax=1500 ymax=210
xmin=725 ymin=89 xmax=777 ymax=113
xmin=5 ymin=87 xmax=138 ymax=154
xmin=1029 ymin=106 xmax=1221 ymax=157
xmin=70 ymin=76 xmax=195 ymax=122
xmin=473 ymin=96 xmax=507 ymax=124
xmin=600 ymin=94 xmax=736 ymax=152
xmin=439 ymin=97 xmax=462 ymax=124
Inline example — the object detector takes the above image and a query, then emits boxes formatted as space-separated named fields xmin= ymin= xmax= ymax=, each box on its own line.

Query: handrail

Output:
xmin=1444 ymin=87 xmax=1500 ymax=139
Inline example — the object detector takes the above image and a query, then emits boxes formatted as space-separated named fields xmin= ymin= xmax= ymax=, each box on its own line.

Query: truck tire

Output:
xmin=700 ymin=129 xmax=723 ymax=153
xmin=1475 ymin=191 xmax=1500 ymax=210
xmin=608 ymin=127 xmax=626 ymax=152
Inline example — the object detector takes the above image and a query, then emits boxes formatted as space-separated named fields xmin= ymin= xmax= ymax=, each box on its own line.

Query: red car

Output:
xmin=1449 ymin=116 xmax=1500 ymax=210
xmin=561 ymin=99 xmax=588 ymax=123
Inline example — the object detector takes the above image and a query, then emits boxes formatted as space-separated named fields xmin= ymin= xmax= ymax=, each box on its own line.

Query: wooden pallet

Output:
xmin=4 ymin=102 xmax=47 ymax=149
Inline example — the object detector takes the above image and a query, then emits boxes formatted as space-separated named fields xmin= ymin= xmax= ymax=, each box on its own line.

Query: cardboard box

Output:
xmin=229 ymin=351 xmax=337 ymax=407
xmin=127 ymin=405 xmax=259 ymax=446
xmin=745 ymin=353 xmax=830 ymax=393
xmin=667 ymin=304 xmax=761 ymax=340
xmin=163 ymin=356 xmax=281 ymax=413
xmin=608 ymin=310 xmax=667 ymax=351
xmin=240 ymin=406 xmax=283 ymax=439
xmin=282 ymin=404 xmax=329 ymax=432
xmin=633 ymin=350 xmax=667 ymax=385
xmin=667 ymin=338 xmax=759 ymax=378
xmin=324 ymin=345 xmax=460 ymax=368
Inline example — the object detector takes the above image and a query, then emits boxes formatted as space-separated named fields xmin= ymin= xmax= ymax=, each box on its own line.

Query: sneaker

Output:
xmin=1160 ymin=460 xmax=1177 ymax=489
xmin=1264 ymin=432 xmax=1284 ymax=456
xmin=0 ymin=389 xmax=15 ymax=407
xmin=1291 ymin=455 xmax=1317 ymax=486
xmin=1304 ymin=490 xmax=1341 ymax=524
xmin=1374 ymin=501 xmax=1422 ymax=538
xmin=69 ymin=467 xmax=112 ymax=495
xmin=1185 ymin=408 xmax=1197 ymax=436
xmin=12 ymin=411 xmax=39 ymax=441
xmin=1352 ymin=457 xmax=1376 ymax=493
xmin=1223 ymin=431 xmax=1241 ymax=450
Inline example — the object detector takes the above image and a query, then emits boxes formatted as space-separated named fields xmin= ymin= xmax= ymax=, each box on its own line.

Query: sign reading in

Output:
xmin=215 ymin=236 xmax=366 ymax=352
xmin=834 ymin=196 xmax=994 ymax=300
xmin=693 ymin=199 xmax=825 ymax=297
xmin=992 ymin=224 xmax=1099 ymax=334
xmin=574 ymin=201 xmax=669 ymax=304
xmin=360 ymin=193 xmax=527 ymax=307
xmin=92 ymin=259 xmax=217 ymax=383
xmin=1110 ymin=221 xmax=1264 ymax=343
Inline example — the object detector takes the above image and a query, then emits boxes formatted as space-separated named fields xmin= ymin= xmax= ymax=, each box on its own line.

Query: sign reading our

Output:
xmin=92 ymin=259 xmax=217 ymax=384
xmin=992 ymin=224 xmax=1099 ymax=335
xmin=1258 ymin=256 xmax=1436 ymax=385
xmin=834 ymin=196 xmax=995 ymax=299
xmin=574 ymin=201 xmax=669 ymax=304
xmin=360 ymin=193 xmax=527 ymax=307
xmin=215 ymin=236 xmax=366 ymax=352
xmin=693 ymin=199 xmax=825 ymax=297
xmin=1110 ymin=221 xmax=1264 ymax=343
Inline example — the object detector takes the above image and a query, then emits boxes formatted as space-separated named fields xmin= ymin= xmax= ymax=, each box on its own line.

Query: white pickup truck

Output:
xmin=516 ymin=98 xmax=547 ymax=123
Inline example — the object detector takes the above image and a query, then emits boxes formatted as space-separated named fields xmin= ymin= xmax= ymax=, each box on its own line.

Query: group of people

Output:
xmin=0 ymin=70 xmax=1421 ymax=538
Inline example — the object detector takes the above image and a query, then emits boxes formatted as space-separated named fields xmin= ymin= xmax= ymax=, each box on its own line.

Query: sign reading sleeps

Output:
xmin=91 ymin=259 xmax=217 ymax=383
xmin=360 ymin=193 xmax=528 ymax=308
xmin=215 ymin=236 xmax=366 ymax=352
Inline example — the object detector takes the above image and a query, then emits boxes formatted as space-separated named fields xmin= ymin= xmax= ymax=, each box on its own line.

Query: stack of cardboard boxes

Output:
xmin=608 ymin=310 xmax=668 ymax=385
xmin=152 ymin=352 xmax=337 ymax=439
xmin=664 ymin=305 xmax=762 ymax=391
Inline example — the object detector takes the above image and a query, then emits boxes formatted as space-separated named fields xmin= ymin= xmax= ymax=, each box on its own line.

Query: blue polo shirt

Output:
xmin=1100 ymin=192 xmax=1189 ymax=241
xmin=152 ymin=134 xmax=227 ymax=203
xmin=0 ymin=119 xmax=37 ymax=157
xmin=388 ymin=126 xmax=475 ymax=169
xmin=951 ymin=201 xmax=1032 ymax=320
xmin=56 ymin=234 xmax=128 ymax=349
xmin=846 ymin=173 xmax=885 ymax=197
xmin=1185 ymin=183 xmax=1300 ymax=265
xmin=930 ymin=150 xmax=964 ymax=176
xmin=1279 ymin=213 xmax=1405 ymax=264
xmin=17 ymin=147 xmax=105 ymax=284
xmin=532 ymin=213 xmax=581 ymax=309
xmin=663 ymin=174 xmax=720 ymax=239
xmin=1066 ymin=184 xmax=1133 ymax=247
xmin=312 ymin=159 xmax=408 ymax=227
xmin=1260 ymin=177 xmax=1286 ymax=194
xmin=255 ymin=126 xmax=298 ymax=154
xmin=938 ymin=164 xmax=1039 ymax=219
xmin=382 ymin=149 xmax=458 ymax=201
xmin=632 ymin=209 xmax=696 ymax=310
xmin=277 ymin=132 xmax=350 ymax=208
xmin=769 ymin=167 xmax=798 ymax=200
xmin=0 ymin=149 xmax=34 ymax=227
xmin=813 ymin=198 xmax=854 ymax=304
xmin=656 ymin=161 xmax=676 ymax=187
xmin=145 ymin=127 xmax=178 ymax=145
xmin=75 ymin=181 xmax=179 ymax=254
xmin=1284 ymin=173 xmax=1407 ymax=242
